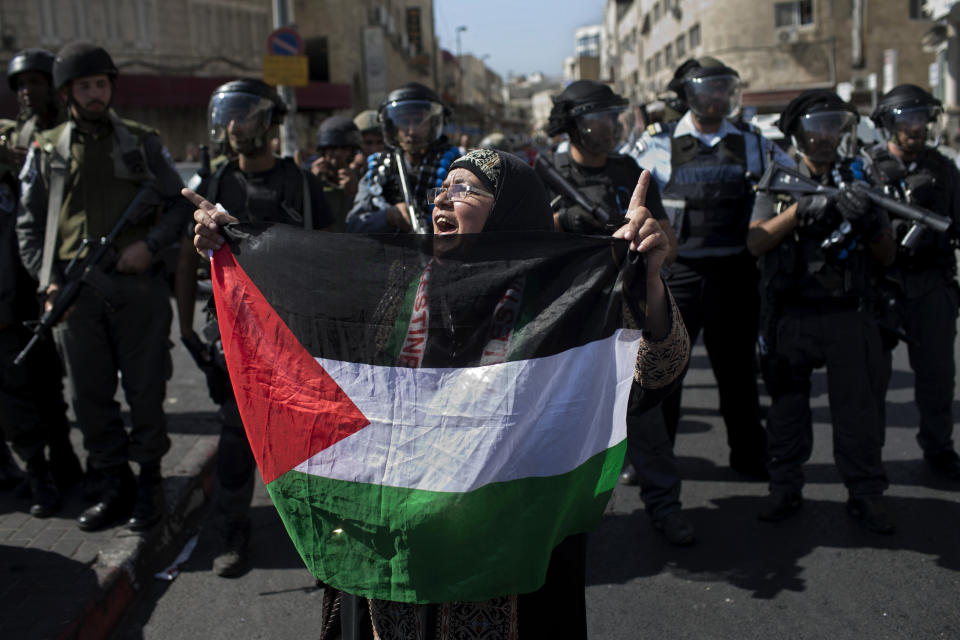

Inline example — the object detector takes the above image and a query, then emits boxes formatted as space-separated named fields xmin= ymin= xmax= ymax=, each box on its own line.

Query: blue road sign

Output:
xmin=267 ymin=27 xmax=303 ymax=56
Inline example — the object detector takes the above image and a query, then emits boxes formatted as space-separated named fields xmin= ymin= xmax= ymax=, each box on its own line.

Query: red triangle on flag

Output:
xmin=210 ymin=246 xmax=370 ymax=484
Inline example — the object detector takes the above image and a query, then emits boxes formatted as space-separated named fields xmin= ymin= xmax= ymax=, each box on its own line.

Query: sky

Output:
xmin=433 ymin=0 xmax=604 ymax=80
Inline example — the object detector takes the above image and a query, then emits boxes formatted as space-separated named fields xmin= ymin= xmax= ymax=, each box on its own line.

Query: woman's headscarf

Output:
xmin=448 ymin=149 xmax=554 ymax=232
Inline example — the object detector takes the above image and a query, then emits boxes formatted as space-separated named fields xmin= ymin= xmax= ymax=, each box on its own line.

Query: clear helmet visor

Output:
xmin=684 ymin=74 xmax=742 ymax=121
xmin=208 ymin=91 xmax=276 ymax=147
xmin=793 ymin=111 xmax=860 ymax=163
xmin=884 ymin=104 xmax=945 ymax=149
xmin=380 ymin=100 xmax=445 ymax=152
xmin=574 ymin=105 xmax=628 ymax=155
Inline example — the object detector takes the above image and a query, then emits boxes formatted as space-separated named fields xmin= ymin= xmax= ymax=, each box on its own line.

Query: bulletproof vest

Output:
xmin=206 ymin=157 xmax=313 ymax=228
xmin=553 ymin=152 xmax=638 ymax=218
xmin=864 ymin=144 xmax=955 ymax=269
xmin=661 ymin=127 xmax=751 ymax=251
xmin=762 ymin=161 xmax=870 ymax=300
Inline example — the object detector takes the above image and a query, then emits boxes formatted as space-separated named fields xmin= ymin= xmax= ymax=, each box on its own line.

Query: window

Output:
xmin=306 ymin=37 xmax=330 ymax=82
xmin=909 ymin=0 xmax=931 ymax=20
xmin=653 ymin=2 xmax=660 ymax=22
xmin=676 ymin=34 xmax=686 ymax=58
xmin=665 ymin=43 xmax=673 ymax=66
xmin=654 ymin=52 xmax=662 ymax=72
xmin=774 ymin=1 xmax=813 ymax=28
xmin=688 ymin=23 xmax=701 ymax=49
xmin=646 ymin=58 xmax=653 ymax=76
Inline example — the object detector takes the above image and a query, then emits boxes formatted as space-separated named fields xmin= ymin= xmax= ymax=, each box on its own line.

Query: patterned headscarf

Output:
xmin=449 ymin=149 xmax=554 ymax=232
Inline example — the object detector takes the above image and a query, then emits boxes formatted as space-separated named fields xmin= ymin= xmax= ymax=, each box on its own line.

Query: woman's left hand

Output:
xmin=612 ymin=170 xmax=668 ymax=276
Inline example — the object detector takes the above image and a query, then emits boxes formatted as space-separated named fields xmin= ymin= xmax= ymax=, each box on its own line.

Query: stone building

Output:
xmin=607 ymin=0 xmax=938 ymax=115
xmin=0 ymin=0 xmax=439 ymax=158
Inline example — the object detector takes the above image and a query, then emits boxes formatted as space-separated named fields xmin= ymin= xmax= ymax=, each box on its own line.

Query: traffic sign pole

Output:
xmin=272 ymin=0 xmax=298 ymax=159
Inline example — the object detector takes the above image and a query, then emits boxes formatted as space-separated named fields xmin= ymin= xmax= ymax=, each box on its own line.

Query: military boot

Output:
xmin=47 ymin=434 xmax=84 ymax=490
xmin=0 ymin=441 xmax=23 ymax=491
xmin=127 ymin=462 xmax=164 ymax=532
xmin=77 ymin=464 xmax=136 ymax=531
xmin=213 ymin=518 xmax=251 ymax=577
xmin=25 ymin=455 xmax=61 ymax=518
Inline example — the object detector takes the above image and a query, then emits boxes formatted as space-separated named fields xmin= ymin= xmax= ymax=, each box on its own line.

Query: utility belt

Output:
xmin=779 ymin=296 xmax=861 ymax=314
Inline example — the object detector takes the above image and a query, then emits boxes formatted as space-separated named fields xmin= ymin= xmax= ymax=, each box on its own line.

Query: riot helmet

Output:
xmin=871 ymin=84 xmax=944 ymax=153
xmin=547 ymin=80 xmax=628 ymax=155
xmin=353 ymin=109 xmax=380 ymax=134
xmin=208 ymin=78 xmax=286 ymax=155
xmin=7 ymin=48 xmax=54 ymax=91
xmin=479 ymin=131 xmax=510 ymax=152
xmin=778 ymin=89 xmax=859 ymax=164
xmin=378 ymin=83 xmax=448 ymax=155
xmin=672 ymin=57 xmax=741 ymax=123
xmin=316 ymin=115 xmax=362 ymax=150
xmin=52 ymin=42 xmax=117 ymax=90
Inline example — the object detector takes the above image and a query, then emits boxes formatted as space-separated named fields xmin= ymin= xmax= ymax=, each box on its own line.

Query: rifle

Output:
xmin=756 ymin=162 xmax=953 ymax=250
xmin=393 ymin=149 xmax=426 ymax=234
xmin=534 ymin=154 xmax=624 ymax=232
xmin=15 ymin=184 xmax=158 ymax=366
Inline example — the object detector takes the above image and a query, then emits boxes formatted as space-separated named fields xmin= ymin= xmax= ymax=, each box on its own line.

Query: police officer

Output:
xmin=353 ymin=108 xmax=385 ymax=158
xmin=346 ymin=82 xmax=460 ymax=233
xmin=748 ymin=90 xmax=897 ymax=533
xmin=0 ymin=48 xmax=81 ymax=517
xmin=631 ymin=57 xmax=794 ymax=479
xmin=312 ymin=115 xmax=362 ymax=231
xmin=541 ymin=80 xmax=690 ymax=544
xmin=176 ymin=78 xmax=333 ymax=576
xmin=16 ymin=42 xmax=191 ymax=532
xmin=862 ymin=85 xmax=960 ymax=481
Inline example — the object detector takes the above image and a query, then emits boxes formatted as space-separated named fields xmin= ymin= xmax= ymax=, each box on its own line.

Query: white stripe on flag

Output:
xmin=294 ymin=329 xmax=642 ymax=493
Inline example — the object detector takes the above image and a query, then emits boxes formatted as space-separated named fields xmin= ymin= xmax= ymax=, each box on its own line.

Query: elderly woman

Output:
xmin=185 ymin=149 xmax=688 ymax=639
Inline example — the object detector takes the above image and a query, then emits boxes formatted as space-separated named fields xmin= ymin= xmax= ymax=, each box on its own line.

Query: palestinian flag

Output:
xmin=211 ymin=223 xmax=645 ymax=604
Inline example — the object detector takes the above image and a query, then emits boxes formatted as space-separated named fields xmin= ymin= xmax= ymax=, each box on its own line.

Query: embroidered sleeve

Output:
xmin=634 ymin=289 xmax=689 ymax=389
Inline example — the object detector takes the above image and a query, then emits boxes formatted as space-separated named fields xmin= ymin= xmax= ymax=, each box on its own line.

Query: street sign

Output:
xmin=267 ymin=27 xmax=304 ymax=56
xmin=263 ymin=55 xmax=308 ymax=87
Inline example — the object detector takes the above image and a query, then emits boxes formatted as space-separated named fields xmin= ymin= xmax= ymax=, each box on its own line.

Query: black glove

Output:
xmin=557 ymin=204 xmax=605 ymax=233
xmin=794 ymin=194 xmax=831 ymax=227
xmin=835 ymin=184 xmax=872 ymax=223
xmin=182 ymin=332 xmax=231 ymax=405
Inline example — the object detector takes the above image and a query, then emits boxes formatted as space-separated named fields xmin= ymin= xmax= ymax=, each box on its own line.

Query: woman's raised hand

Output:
xmin=182 ymin=187 xmax=239 ymax=260
xmin=612 ymin=170 xmax=668 ymax=276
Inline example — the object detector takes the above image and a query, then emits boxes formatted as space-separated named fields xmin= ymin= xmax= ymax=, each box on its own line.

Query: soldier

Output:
xmin=0 ymin=47 xmax=81 ymax=517
xmin=748 ymin=90 xmax=897 ymax=533
xmin=862 ymin=85 xmax=960 ymax=481
xmin=177 ymin=78 xmax=333 ymax=576
xmin=311 ymin=115 xmax=362 ymax=231
xmin=353 ymin=108 xmax=385 ymax=158
xmin=16 ymin=42 xmax=191 ymax=532
xmin=631 ymin=57 xmax=794 ymax=480
xmin=345 ymin=82 xmax=460 ymax=233
xmin=541 ymin=80 xmax=691 ymax=545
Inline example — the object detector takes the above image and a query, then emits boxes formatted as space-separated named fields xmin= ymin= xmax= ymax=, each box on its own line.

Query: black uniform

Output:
xmin=862 ymin=142 xmax=960 ymax=460
xmin=753 ymin=159 xmax=889 ymax=498
xmin=196 ymin=157 xmax=332 ymax=532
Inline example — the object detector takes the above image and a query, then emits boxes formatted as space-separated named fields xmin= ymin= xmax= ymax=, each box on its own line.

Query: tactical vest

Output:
xmin=863 ymin=143 xmax=956 ymax=270
xmin=761 ymin=160 xmax=870 ymax=300
xmin=553 ymin=152 xmax=638 ymax=219
xmin=36 ymin=113 xmax=158 ymax=288
xmin=204 ymin=157 xmax=313 ymax=229
xmin=365 ymin=142 xmax=460 ymax=230
xmin=660 ymin=125 xmax=752 ymax=251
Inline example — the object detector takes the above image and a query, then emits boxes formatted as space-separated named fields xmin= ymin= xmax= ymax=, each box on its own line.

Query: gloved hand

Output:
xmin=558 ymin=204 xmax=605 ymax=233
xmin=835 ymin=184 xmax=872 ymax=223
xmin=794 ymin=194 xmax=831 ymax=227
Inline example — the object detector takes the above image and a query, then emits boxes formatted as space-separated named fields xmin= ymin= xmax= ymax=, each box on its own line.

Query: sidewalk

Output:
xmin=0 ymin=335 xmax=221 ymax=640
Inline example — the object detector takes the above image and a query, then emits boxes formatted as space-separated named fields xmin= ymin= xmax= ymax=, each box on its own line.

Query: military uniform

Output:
xmin=17 ymin=113 xmax=190 ymax=478
xmin=862 ymin=142 xmax=960 ymax=462
xmin=633 ymin=112 xmax=793 ymax=475
xmin=753 ymin=158 xmax=889 ymax=499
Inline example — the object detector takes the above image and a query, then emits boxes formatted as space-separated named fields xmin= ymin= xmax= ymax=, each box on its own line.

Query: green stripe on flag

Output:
xmin=265 ymin=440 xmax=626 ymax=604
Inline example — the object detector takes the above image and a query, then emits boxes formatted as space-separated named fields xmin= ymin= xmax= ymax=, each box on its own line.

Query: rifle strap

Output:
xmin=298 ymin=164 xmax=312 ymax=230
xmin=15 ymin=116 xmax=36 ymax=149
xmin=38 ymin=121 xmax=73 ymax=290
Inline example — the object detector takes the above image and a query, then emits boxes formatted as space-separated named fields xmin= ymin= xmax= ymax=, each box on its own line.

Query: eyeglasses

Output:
xmin=426 ymin=183 xmax=494 ymax=203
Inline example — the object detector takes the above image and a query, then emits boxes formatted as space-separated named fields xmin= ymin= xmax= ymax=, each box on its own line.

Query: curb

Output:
xmin=56 ymin=435 xmax=219 ymax=640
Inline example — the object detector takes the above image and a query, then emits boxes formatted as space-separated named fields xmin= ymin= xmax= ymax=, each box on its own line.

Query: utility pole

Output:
xmin=273 ymin=0 xmax=297 ymax=158
xmin=456 ymin=25 xmax=467 ymax=106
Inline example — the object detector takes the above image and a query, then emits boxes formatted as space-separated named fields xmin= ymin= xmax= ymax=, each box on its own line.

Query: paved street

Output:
xmin=113 ymin=332 xmax=960 ymax=639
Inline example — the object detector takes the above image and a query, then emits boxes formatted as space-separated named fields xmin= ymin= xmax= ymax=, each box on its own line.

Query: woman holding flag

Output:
xmin=185 ymin=149 xmax=688 ymax=639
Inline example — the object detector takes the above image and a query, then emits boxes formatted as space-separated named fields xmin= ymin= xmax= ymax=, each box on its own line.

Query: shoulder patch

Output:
xmin=646 ymin=122 xmax=664 ymax=136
